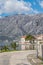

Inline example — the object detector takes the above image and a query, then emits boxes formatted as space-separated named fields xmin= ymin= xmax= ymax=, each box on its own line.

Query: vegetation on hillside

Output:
xmin=11 ymin=42 xmax=16 ymax=50
xmin=0 ymin=42 xmax=17 ymax=52
xmin=25 ymin=35 xmax=35 ymax=41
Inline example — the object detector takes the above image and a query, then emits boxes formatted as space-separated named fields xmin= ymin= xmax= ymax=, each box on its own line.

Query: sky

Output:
xmin=0 ymin=0 xmax=43 ymax=17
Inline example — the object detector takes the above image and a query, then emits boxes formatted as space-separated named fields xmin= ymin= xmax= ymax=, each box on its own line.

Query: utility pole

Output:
xmin=36 ymin=21 xmax=39 ymax=58
xmin=41 ymin=24 xmax=42 ymax=40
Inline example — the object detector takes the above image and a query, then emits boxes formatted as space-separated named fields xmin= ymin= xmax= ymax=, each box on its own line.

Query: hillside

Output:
xmin=0 ymin=14 xmax=43 ymax=40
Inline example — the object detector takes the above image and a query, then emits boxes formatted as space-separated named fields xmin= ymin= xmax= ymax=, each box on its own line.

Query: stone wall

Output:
xmin=38 ymin=44 xmax=43 ymax=60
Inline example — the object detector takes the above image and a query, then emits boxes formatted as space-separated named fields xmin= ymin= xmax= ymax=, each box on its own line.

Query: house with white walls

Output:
xmin=19 ymin=36 xmax=26 ymax=50
xmin=18 ymin=36 xmax=35 ymax=50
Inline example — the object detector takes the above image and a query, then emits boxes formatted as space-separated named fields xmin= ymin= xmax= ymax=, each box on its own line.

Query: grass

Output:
xmin=0 ymin=49 xmax=32 ymax=53
xmin=0 ymin=50 xmax=17 ymax=53
xmin=41 ymin=62 xmax=43 ymax=64
xmin=0 ymin=49 xmax=24 ymax=53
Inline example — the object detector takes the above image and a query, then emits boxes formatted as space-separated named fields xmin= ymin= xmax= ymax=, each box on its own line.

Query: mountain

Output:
xmin=0 ymin=14 xmax=43 ymax=40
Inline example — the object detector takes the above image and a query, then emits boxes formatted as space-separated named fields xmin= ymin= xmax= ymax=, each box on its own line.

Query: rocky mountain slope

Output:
xmin=0 ymin=14 xmax=43 ymax=40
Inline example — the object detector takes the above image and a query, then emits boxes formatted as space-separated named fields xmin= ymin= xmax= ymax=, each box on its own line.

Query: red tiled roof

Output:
xmin=21 ymin=36 xmax=26 ymax=38
xmin=34 ymin=34 xmax=43 ymax=40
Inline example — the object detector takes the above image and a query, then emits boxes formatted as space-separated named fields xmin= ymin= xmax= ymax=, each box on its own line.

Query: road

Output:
xmin=0 ymin=50 xmax=36 ymax=65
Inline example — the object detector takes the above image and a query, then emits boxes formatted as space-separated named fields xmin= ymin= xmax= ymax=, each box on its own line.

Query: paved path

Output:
xmin=0 ymin=50 xmax=36 ymax=65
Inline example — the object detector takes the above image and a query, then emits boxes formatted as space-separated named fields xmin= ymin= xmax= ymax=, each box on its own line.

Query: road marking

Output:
xmin=32 ymin=59 xmax=36 ymax=63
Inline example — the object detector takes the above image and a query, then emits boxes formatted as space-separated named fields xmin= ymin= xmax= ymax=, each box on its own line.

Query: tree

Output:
xmin=2 ymin=45 xmax=9 ymax=51
xmin=11 ymin=42 xmax=16 ymax=50
xmin=25 ymin=35 xmax=35 ymax=41
xmin=25 ymin=35 xmax=36 ymax=50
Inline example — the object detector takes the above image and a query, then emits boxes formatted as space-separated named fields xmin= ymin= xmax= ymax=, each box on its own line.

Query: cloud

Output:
xmin=39 ymin=1 xmax=43 ymax=8
xmin=0 ymin=0 xmax=32 ymax=14
xmin=0 ymin=0 xmax=39 ymax=15
xmin=33 ymin=10 xmax=39 ymax=14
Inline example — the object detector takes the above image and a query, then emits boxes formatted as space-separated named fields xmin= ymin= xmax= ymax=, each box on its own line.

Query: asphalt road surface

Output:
xmin=0 ymin=50 xmax=36 ymax=65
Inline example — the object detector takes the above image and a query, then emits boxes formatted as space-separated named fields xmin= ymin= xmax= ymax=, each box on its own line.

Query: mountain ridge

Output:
xmin=0 ymin=14 xmax=43 ymax=40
